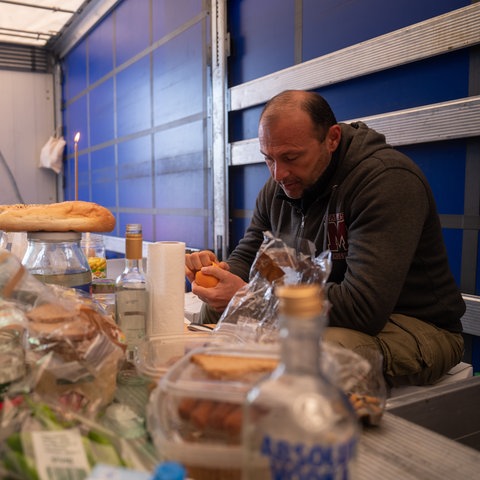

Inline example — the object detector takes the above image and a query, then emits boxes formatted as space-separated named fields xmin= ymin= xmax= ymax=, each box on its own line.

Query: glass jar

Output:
xmin=22 ymin=232 xmax=92 ymax=293
xmin=81 ymin=233 xmax=107 ymax=279
xmin=0 ymin=328 xmax=26 ymax=400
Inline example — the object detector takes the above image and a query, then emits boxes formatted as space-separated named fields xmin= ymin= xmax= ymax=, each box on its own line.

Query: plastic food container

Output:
xmin=146 ymin=344 xmax=279 ymax=480
xmin=134 ymin=332 xmax=220 ymax=383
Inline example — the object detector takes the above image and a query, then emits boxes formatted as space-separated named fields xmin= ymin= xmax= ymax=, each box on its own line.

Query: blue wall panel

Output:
xmin=118 ymin=136 xmax=153 ymax=209
xmin=62 ymin=0 xmax=211 ymax=247
xmin=315 ymin=52 xmax=470 ymax=122
xmin=88 ymin=15 xmax=114 ymax=85
xmin=302 ymin=0 xmax=470 ymax=62
xmin=155 ymin=215 xmax=208 ymax=246
xmin=64 ymin=97 xmax=88 ymax=157
xmin=90 ymin=78 xmax=115 ymax=147
xmin=90 ymin=147 xmax=116 ymax=208
xmin=115 ymin=0 xmax=151 ymax=66
xmin=63 ymin=39 xmax=87 ymax=101
xmin=228 ymin=0 xmax=295 ymax=85
xmin=398 ymin=142 xmax=466 ymax=215
xmin=153 ymin=0 xmax=203 ymax=40
xmin=116 ymin=57 xmax=152 ymax=137
xmin=153 ymin=23 xmax=204 ymax=125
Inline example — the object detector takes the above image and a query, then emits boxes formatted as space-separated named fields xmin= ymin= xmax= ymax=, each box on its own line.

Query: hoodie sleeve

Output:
xmin=325 ymin=166 xmax=430 ymax=335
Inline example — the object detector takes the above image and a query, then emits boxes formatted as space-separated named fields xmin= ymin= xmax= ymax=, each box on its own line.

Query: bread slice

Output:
xmin=191 ymin=353 xmax=278 ymax=380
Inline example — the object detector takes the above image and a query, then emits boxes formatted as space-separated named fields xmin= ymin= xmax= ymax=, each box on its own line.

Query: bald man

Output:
xmin=186 ymin=90 xmax=465 ymax=387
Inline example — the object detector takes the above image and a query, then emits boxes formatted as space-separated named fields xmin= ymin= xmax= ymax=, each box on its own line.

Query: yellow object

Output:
xmin=88 ymin=256 xmax=107 ymax=279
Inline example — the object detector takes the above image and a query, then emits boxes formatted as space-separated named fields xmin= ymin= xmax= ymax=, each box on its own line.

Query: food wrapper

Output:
xmin=214 ymin=231 xmax=331 ymax=343
xmin=211 ymin=232 xmax=387 ymax=425
xmin=0 ymin=396 xmax=158 ymax=479
xmin=0 ymin=250 xmax=125 ymax=414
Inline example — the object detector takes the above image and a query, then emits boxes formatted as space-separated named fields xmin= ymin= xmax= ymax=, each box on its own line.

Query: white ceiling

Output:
xmin=0 ymin=0 xmax=87 ymax=47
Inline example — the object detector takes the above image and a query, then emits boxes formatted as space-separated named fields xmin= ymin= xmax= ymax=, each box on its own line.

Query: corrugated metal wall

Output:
xmin=226 ymin=0 xmax=479 ymax=295
xmin=61 ymin=0 xmax=212 ymax=248
xmin=60 ymin=0 xmax=480 ymax=296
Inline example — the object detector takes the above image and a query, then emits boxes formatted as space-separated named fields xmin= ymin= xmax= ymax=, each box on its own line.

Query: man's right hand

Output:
xmin=185 ymin=250 xmax=246 ymax=313
xmin=185 ymin=250 xmax=219 ymax=283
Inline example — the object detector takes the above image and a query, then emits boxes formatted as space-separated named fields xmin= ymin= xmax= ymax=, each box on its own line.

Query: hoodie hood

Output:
xmin=331 ymin=121 xmax=394 ymax=187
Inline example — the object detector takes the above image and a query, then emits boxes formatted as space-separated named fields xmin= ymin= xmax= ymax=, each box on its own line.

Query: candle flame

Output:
xmin=74 ymin=132 xmax=80 ymax=143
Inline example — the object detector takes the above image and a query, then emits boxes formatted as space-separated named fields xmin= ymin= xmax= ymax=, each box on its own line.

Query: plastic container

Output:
xmin=146 ymin=344 xmax=280 ymax=480
xmin=134 ymin=332 xmax=217 ymax=383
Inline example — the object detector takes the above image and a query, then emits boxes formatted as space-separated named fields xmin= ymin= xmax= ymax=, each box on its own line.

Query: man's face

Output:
xmin=259 ymin=108 xmax=338 ymax=199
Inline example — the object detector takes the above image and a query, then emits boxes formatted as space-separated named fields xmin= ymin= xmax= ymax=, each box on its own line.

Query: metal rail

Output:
xmin=230 ymin=3 xmax=480 ymax=111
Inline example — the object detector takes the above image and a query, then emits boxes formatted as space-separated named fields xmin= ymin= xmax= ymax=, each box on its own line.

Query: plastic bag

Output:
xmin=0 ymin=250 xmax=125 ymax=414
xmin=0 ymin=397 xmax=157 ymax=479
xmin=214 ymin=231 xmax=331 ymax=342
xmin=39 ymin=135 xmax=66 ymax=174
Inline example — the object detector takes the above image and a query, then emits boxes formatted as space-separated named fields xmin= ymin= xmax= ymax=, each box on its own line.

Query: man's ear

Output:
xmin=326 ymin=124 xmax=341 ymax=152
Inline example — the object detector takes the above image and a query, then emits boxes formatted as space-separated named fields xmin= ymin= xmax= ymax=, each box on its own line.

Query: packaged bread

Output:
xmin=0 ymin=200 xmax=115 ymax=232
xmin=0 ymin=250 xmax=125 ymax=413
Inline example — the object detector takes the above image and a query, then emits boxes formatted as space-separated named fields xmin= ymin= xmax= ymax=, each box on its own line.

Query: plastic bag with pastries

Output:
xmin=0 ymin=250 xmax=126 ymax=414
xmin=213 ymin=230 xmax=331 ymax=343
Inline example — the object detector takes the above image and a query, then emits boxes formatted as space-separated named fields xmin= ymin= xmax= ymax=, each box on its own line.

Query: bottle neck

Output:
xmin=279 ymin=313 xmax=324 ymax=376
xmin=125 ymin=235 xmax=143 ymax=261
xmin=124 ymin=258 xmax=143 ymax=270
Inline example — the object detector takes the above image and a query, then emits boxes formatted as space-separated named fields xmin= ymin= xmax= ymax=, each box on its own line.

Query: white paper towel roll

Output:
xmin=146 ymin=241 xmax=185 ymax=337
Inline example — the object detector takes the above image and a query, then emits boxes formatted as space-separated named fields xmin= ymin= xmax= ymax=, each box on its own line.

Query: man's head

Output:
xmin=259 ymin=90 xmax=341 ymax=199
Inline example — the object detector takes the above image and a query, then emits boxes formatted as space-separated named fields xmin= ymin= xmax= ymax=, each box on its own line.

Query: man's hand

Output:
xmin=185 ymin=250 xmax=246 ymax=312
xmin=185 ymin=250 xmax=223 ymax=282
xmin=192 ymin=265 xmax=247 ymax=313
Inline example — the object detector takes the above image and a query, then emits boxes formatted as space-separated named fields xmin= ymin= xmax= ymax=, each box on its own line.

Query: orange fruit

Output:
xmin=195 ymin=262 xmax=220 ymax=288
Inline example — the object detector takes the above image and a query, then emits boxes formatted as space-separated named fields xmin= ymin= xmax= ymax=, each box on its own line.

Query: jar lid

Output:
xmin=27 ymin=232 xmax=82 ymax=242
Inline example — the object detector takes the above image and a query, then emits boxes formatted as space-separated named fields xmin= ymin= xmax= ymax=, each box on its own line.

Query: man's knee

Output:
xmin=323 ymin=326 xmax=376 ymax=351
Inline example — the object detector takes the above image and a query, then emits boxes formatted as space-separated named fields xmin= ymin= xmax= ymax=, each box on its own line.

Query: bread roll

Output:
xmin=0 ymin=201 xmax=115 ymax=232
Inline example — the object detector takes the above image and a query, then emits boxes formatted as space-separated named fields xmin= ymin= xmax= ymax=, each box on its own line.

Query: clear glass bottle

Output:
xmin=22 ymin=232 xmax=92 ymax=293
xmin=81 ymin=233 xmax=107 ymax=279
xmin=242 ymin=284 xmax=359 ymax=479
xmin=115 ymin=224 xmax=147 ymax=366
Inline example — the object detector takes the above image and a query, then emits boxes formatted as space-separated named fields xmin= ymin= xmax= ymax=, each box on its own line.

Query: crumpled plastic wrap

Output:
xmin=214 ymin=231 xmax=331 ymax=343
xmin=0 ymin=397 xmax=157 ymax=480
xmin=0 ymin=250 xmax=125 ymax=414
xmin=212 ymin=231 xmax=387 ymax=425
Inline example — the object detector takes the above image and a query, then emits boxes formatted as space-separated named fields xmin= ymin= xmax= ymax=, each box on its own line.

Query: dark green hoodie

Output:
xmin=227 ymin=122 xmax=465 ymax=335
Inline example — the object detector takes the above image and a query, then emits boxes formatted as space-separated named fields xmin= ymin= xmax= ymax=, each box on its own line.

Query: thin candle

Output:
xmin=74 ymin=132 xmax=80 ymax=200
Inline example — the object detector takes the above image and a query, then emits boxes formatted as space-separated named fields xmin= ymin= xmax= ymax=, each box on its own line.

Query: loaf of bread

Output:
xmin=0 ymin=201 xmax=115 ymax=232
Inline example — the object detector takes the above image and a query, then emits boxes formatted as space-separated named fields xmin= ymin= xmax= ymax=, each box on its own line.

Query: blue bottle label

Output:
xmin=260 ymin=435 xmax=357 ymax=479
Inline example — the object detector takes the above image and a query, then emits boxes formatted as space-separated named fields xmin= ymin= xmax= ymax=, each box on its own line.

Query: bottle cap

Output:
xmin=275 ymin=284 xmax=324 ymax=317
xmin=152 ymin=461 xmax=186 ymax=480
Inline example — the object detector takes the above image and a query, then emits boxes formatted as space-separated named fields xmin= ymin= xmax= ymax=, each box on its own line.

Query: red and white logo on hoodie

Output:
xmin=327 ymin=212 xmax=348 ymax=260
